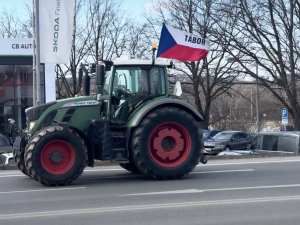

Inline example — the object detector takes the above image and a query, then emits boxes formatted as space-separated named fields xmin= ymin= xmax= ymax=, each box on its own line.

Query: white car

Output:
xmin=0 ymin=153 xmax=14 ymax=165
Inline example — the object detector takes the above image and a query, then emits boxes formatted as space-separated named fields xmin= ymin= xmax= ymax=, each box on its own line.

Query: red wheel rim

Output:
xmin=41 ymin=140 xmax=75 ymax=175
xmin=148 ymin=122 xmax=191 ymax=167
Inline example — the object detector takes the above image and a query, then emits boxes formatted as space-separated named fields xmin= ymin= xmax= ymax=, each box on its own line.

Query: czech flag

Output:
xmin=157 ymin=24 xmax=210 ymax=62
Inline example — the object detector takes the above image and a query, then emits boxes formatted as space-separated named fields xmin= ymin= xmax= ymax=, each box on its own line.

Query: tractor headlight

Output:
xmin=29 ymin=121 xmax=37 ymax=131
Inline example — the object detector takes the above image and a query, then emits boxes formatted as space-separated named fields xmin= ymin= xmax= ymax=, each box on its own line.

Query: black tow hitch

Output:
xmin=200 ymin=155 xmax=208 ymax=164
xmin=200 ymin=150 xmax=209 ymax=164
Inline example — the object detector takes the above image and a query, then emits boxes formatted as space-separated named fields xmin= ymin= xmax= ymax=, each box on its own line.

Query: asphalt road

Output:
xmin=1 ymin=157 xmax=300 ymax=225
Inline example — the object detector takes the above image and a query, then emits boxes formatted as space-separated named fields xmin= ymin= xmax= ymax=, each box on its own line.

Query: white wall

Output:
xmin=44 ymin=64 xmax=56 ymax=103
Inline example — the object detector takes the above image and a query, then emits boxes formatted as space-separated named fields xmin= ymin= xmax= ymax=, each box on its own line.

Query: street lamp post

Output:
xmin=227 ymin=57 xmax=260 ymax=133
xmin=244 ymin=88 xmax=253 ymax=119
xmin=255 ymin=61 xmax=259 ymax=133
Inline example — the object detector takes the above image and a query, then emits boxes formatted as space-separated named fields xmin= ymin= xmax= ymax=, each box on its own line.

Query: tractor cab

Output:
xmin=81 ymin=56 xmax=176 ymax=126
xmin=99 ymin=60 xmax=173 ymax=124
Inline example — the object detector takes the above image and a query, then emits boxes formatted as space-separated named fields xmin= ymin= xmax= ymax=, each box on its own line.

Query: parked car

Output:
xmin=0 ymin=133 xmax=12 ymax=154
xmin=248 ymin=132 xmax=300 ymax=154
xmin=202 ymin=130 xmax=223 ymax=140
xmin=0 ymin=153 xmax=14 ymax=165
xmin=203 ymin=131 xmax=252 ymax=155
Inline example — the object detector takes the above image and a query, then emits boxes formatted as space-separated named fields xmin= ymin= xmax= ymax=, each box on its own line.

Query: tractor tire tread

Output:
xmin=24 ymin=126 xmax=88 ymax=186
xmin=131 ymin=106 xmax=202 ymax=180
xmin=13 ymin=150 xmax=30 ymax=177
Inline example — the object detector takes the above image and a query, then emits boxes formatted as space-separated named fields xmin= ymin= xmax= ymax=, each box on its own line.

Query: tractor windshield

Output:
xmin=111 ymin=66 xmax=166 ymax=123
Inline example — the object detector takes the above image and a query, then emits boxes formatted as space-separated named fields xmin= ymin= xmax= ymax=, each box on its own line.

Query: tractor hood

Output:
xmin=26 ymin=96 xmax=97 ymax=120
xmin=25 ymin=96 xmax=99 ymax=134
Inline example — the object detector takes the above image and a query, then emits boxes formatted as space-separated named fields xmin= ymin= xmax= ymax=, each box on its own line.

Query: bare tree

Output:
xmin=145 ymin=0 xmax=241 ymax=128
xmin=0 ymin=7 xmax=23 ymax=38
xmin=216 ymin=0 xmax=300 ymax=130
xmin=125 ymin=22 xmax=153 ymax=59
xmin=85 ymin=0 xmax=130 ymax=61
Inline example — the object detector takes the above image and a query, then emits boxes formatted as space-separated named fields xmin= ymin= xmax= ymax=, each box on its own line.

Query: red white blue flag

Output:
xmin=157 ymin=24 xmax=210 ymax=62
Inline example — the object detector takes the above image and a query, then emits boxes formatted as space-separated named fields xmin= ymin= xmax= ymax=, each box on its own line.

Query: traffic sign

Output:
xmin=282 ymin=108 xmax=288 ymax=125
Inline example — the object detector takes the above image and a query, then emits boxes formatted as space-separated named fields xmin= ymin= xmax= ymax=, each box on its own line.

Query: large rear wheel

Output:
xmin=24 ymin=126 xmax=88 ymax=186
xmin=131 ymin=107 xmax=203 ymax=180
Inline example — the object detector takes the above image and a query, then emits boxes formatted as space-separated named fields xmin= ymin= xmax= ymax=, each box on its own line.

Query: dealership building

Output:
xmin=0 ymin=38 xmax=56 ymax=135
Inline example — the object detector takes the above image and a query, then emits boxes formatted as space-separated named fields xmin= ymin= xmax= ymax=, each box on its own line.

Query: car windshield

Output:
xmin=212 ymin=133 xmax=233 ymax=140
xmin=203 ymin=131 xmax=210 ymax=138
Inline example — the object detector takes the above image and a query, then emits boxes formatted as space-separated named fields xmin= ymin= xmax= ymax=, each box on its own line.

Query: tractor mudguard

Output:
xmin=127 ymin=98 xmax=203 ymax=127
xmin=57 ymin=122 xmax=94 ymax=167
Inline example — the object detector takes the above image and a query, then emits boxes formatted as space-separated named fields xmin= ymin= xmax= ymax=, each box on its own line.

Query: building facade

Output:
xmin=0 ymin=38 xmax=56 ymax=135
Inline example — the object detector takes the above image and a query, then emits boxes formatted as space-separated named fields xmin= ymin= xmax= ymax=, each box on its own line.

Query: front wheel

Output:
xmin=24 ymin=126 xmax=88 ymax=186
xmin=131 ymin=107 xmax=203 ymax=180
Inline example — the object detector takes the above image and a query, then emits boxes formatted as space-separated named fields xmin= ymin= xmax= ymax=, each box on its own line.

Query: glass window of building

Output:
xmin=0 ymin=58 xmax=45 ymax=135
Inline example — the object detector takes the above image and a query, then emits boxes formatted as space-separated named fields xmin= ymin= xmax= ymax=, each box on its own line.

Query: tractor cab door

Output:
xmin=110 ymin=66 xmax=166 ymax=124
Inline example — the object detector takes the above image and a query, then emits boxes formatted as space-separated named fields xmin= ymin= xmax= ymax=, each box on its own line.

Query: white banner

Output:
xmin=39 ymin=0 xmax=75 ymax=64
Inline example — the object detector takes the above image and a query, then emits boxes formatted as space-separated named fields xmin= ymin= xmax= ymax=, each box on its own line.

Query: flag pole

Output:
xmin=32 ymin=0 xmax=36 ymax=107
xmin=35 ymin=0 xmax=41 ymax=106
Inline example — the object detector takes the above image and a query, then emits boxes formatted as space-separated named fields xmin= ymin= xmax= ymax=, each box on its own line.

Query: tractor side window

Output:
xmin=149 ymin=68 xmax=165 ymax=95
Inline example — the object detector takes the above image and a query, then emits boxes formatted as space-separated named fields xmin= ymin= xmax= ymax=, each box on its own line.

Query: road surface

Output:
xmin=1 ymin=157 xmax=300 ymax=225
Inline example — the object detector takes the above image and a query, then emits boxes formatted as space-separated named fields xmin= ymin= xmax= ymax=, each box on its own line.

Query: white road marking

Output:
xmin=202 ymin=183 xmax=300 ymax=192
xmin=1 ymin=195 xmax=300 ymax=220
xmin=119 ymin=183 xmax=300 ymax=196
xmin=119 ymin=189 xmax=203 ymax=196
xmin=0 ymin=187 xmax=86 ymax=195
xmin=192 ymin=169 xmax=254 ymax=174
xmin=84 ymin=168 xmax=123 ymax=172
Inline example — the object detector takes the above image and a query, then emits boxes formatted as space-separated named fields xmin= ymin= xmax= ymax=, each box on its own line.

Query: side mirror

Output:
xmin=173 ymin=81 xmax=182 ymax=97
xmin=231 ymin=138 xmax=235 ymax=141
xmin=96 ymin=64 xmax=105 ymax=85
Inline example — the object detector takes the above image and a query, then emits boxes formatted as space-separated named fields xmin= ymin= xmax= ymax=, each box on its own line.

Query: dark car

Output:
xmin=202 ymin=130 xmax=223 ymax=140
xmin=203 ymin=131 xmax=252 ymax=155
xmin=0 ymin=133 xmax=12 ymax=154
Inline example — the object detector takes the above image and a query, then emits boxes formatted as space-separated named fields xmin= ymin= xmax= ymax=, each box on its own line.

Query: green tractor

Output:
xmin=8 ymin=48 xmax=205 ymax=186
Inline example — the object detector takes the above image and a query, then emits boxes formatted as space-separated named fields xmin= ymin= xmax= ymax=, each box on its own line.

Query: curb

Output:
xmin=206 ymin=153 xmax=298 ymax=160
